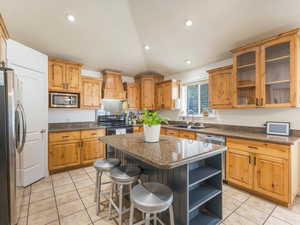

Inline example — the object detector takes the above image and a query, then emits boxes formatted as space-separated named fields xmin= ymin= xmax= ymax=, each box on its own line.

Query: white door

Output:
xmin=7 ymin=40 xmax=48 ymax=186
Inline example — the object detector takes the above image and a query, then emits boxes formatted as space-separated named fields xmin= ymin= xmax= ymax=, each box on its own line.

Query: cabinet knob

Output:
xmin=40 ymin=129 xmax=47 ymax=134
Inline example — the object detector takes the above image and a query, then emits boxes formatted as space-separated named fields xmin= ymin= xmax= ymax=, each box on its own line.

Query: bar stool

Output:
xmin=129 ymin=182 xmax=175 ymax=225
xmin=109 ymin=165 xmax=141 ymax=225
xmin=94 ymin=158 xmax=120 ymax=215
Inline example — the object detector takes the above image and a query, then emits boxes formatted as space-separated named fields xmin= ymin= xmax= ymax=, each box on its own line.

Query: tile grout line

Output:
xmin=69 ymin=169 xmax=95 ymax=225
xmin=25 ymin=185 xmax=31 ymax=225
xmin=268 ymin=206 xmax=294 ymax=225
xmin=222 ymin=193 xmax=251 ymax=224
xmin=50 ymin=175 xmax=62 ymax=225
xmin=262 ymin=205 xmax=277 ymax=225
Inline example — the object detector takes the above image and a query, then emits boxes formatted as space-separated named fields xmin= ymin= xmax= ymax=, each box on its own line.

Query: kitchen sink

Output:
xmin=172 ymin=125 xmax=206 ymax=129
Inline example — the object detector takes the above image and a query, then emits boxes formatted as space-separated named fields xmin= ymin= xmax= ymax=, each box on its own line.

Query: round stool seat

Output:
xmin=131 ymin=182 xmax=173 ymax=213
xmin=94 ymin=158 xmax=120 ymax=172
xmin=110 ymin=165 xmax=141 ymax=184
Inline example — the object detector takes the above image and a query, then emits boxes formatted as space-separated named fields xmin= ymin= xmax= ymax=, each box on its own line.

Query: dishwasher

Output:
xmin=197 ymin=133 xmax=227 ymax=182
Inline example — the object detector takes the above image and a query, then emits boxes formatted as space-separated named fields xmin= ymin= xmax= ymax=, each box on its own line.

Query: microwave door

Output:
xmin=50 ymin=93 xmax=78 ymax=108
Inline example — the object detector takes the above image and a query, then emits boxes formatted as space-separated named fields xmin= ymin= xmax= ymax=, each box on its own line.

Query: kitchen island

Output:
xmin=100 ymin=133 xmax=227 ymax=225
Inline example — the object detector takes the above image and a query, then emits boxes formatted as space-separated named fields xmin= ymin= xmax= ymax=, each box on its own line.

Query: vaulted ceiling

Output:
xmin=1 ymin=0 xmax=300 ymax=76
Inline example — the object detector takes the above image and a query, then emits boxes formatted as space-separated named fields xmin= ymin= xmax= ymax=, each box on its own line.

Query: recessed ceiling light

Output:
xmin=185 ymin=20 xmax=193 ymax=27
xmin=67 ymin=14 xmax=75 ymax=22
xmin=185 ymin=59 xmax=192 ymax=65
xmin=144 ymin=45 xmax=150 ymax=51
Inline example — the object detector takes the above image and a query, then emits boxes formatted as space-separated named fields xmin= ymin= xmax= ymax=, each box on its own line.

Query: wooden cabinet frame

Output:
xmin=81 ymin=76 xmax=103 ymax=109
xmin=232 ymin=46 xmax=261 ymax=108
xmin=260 ymin=36 xmax=297 ymax=108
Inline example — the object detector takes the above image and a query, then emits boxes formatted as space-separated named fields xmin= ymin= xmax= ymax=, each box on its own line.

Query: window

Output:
xmin=186 ymin=82 xmax=213 ymax=115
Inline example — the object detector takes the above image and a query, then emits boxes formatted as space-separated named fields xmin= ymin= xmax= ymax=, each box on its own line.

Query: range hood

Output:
xmin=102 ymin=70 xmax=126 ymax=100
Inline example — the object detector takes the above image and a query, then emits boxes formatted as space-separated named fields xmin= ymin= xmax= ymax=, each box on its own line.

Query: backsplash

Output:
xmin=48 ymin=109 xmax=96 ymax=123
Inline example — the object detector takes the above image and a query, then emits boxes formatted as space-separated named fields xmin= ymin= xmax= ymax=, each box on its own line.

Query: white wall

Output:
xmin=49 ymin=69 xmax=135 ymax=123
xmin=163 ymin=59 xmax=300 ymax=130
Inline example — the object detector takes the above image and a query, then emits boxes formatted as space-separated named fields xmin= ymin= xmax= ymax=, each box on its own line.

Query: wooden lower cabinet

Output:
xmin=226 ymin=137 xmax=297 ymax=206
xmin=81 ymin=139 xmax=105 ymax=165
xmin=49 ymin=129 xmax=105 ymax=173
xmin=226 ymin=149 xmax=253 ymax=189
xmin=49 ymin=141 xmax=81 ymax=171
xmin=253 ymin=154 xmax=289 ymax=203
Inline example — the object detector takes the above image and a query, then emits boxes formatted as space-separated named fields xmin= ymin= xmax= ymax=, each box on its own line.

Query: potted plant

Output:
xmin=139 ymin=110 xmax=167 ymax=142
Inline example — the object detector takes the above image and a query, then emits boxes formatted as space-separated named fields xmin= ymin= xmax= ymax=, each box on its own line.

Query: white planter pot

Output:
xmin=143 ymin=124 xmax=161 ymax=143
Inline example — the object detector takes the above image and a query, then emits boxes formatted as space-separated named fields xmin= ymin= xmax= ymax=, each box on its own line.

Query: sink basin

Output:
xmin=173 ymin=125 xmax=189 ymax=128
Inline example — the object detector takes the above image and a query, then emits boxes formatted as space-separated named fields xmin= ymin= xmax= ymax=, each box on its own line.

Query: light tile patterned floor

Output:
xmin=18 ymin=166 xmax=300 ymax=225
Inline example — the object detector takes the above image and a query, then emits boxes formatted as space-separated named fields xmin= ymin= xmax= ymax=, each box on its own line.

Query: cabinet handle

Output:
xmin=62 ymin=136 xmax=70 ymax=138
xmin=256 ymin=98 xmax=259 ymax=106
xmin=260 ymin=98 xmax=263 ymax=106
xmin=91 ymin=133 xmax=97 ymax=136
xmin=248 ymin=146 xmax=258 ymax=150
xmin=254 ymin=156 xmax=256 ymax=165
xmin=249 ymin=156 xmax=251 ymax=164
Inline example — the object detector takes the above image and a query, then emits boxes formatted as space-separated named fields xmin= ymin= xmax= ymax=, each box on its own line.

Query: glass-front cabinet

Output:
xmin=261 ymin=37 xmax=295 ymax=107
xmin=233 ymin=47 xmax=260 ymax=107
xmin=232 ymin=29 xmax=299 ymax=108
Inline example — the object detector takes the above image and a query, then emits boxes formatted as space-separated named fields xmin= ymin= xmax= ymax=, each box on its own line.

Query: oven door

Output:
xmin=50 ymin=93 xmax=79 ymax=108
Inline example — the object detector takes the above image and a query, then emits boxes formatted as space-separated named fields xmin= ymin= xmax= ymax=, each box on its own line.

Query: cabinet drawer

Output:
xmin=179 ymin=130 xmax=196 ymax=140
xmin=81 ymin=129 xmax=106 ymax=139
xmin=49 ymin=131 xmax=81 ymax=143
xmin=165 ymin=129 xmax=179 ymax=137
xmin=227 ymin=137 xmax=290 ymax=159
xmin=227 ymin=137 xmax=266 ymax=152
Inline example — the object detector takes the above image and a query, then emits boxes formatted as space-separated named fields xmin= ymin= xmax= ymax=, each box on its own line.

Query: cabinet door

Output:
xmin=141 ymin=78 xmax=155 ymax=110
xmin=226 ymin=149 xmax=253 ymax=189
xmin=233 ymin=47 xmax=260 ymax=108
xmin=127 ymin=83 xmax=140 ymax=109
xmin=261 ymin=37 xmax=295 ymax=107
xmin=81 ymin=139 xmax=105 ymax=165
xmin=92 ymin=82 xmax=101 ymax=107
xmin=49 ymin=141 xmax=81 ymax=171
xmin=209 ymin=69 xmax=233 ymax=108
xmin=156 ymin=83 xmax=163 ymax=109
xmin=81 ymin=80 xmax=93 ymax=108
xmin=254 ymin=154 xmax=289 ymax=202
xmin=163 ymin=82 xmax=172 ymax=109
xmin=48 ymin=61 xmax=66 ymax=91
xmin=65 ymin=64 xmax=81 ymax=93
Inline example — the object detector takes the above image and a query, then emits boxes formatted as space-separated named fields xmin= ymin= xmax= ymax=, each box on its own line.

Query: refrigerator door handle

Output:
xmin=16 ymin=103 xmax=26 ymax=153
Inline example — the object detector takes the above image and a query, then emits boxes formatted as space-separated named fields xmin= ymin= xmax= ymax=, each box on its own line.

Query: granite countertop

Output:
xmin=48 ymin=122 xmax=106 ymax=132
xmin=100 ymin=133 xmax=227 ymax=169
xmin=161 ymin=125 xmax=300 ymax=145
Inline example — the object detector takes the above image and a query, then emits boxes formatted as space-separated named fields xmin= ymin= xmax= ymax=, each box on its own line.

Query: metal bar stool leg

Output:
xmin=154 ymin=214 xmax=158 ymax=225
xmin=108 ymin=183 xmax=114 ymax=219
xmin=169 ymin=205 xmax=175 ymax=225
xmin=129 ymin=203 xmax=134 ymax=225
xmin=118 ymin=184 xmax=124 ymax=225
xmin=96 ymin=171 xmax=103 ymax=216
xmin=145 ymin=213 xmax=151 ymax=225
xmin=94 ymin=170 xmax=100 ymax=202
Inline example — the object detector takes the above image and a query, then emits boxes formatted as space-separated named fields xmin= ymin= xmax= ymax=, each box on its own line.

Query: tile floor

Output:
xmin=18 ymin=166 xmax=300 ymax=225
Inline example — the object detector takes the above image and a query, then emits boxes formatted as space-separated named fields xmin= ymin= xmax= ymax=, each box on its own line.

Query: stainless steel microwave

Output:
xmin=49 ymin=92 xmax=79 ymax=108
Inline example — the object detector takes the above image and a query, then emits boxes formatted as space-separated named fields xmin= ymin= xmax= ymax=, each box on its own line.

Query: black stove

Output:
xmin=98 ymin=115 xmax=133 ymax=135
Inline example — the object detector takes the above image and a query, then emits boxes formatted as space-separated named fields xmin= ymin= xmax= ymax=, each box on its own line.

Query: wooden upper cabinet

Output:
xmin=65 ymin=64 xmax=81 ymax=92
xmin=103 ymin=70 xmax=125 ymax=99
xmin=48 ymin=58 xmax=82 ymax=93
xmin=81 ymin=76 xmax=102 ymax=109
xmin=156 ymin=80 xmax=181 ymax=110
xmin=0 ymin=14 xmax=9 ymax=65
xmin=208 ymin=65 xmax=233 ymax=109
xmin=126 ymin=83 xmax=140 ymax=109
xmin=261 ymin=36 xmax=296 ymax=107
xmin=231 ymin=28 xmax=300 ymax=108
xmin=135 ymin=74 xmax=164 ymax=110
xmin=232 ymin=47 xmax=260 ymax=108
